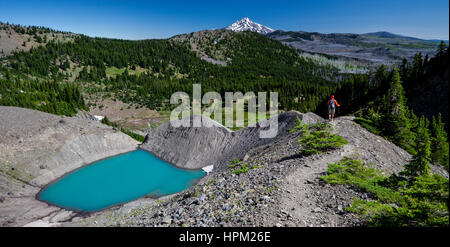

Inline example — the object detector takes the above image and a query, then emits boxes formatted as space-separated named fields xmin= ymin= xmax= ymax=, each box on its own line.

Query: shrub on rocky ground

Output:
xmin=321 ymin=157 xmax=449 ymax=226
xmin=289 ymin=118 xmax=348 ymax=155
xmin=228 ymin=158 xmax=259 ymax=175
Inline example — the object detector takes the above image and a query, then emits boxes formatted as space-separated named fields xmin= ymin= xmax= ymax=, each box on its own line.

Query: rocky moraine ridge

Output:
xmin=67 ymin=112 xmax=447 ymax=227
xmin=140 ymin=112 xmax=323 ymax=171
xmin=1 ymin=107 xmax=447 ymax=227
xmin=0 ymin=106 xmax=138 ymax=226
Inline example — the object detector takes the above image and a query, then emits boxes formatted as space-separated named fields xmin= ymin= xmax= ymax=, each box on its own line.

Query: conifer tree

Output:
xmin=381 ymin=68 xmax=415 ymax=153
xmin=406 ymin=108 xmax=419 ymax=151
xmin=431 ymin=114 xmax=449 ymax=168
xmin=402 ymin=116 xmax=431 ymax=177
xmin=374 ymin=64 xmax=390 ymax=94
xmin=436 ymin=40 xmax=448 ymax=58
xmin=412 ymin=53 xmax=423 ymax=79
xmin=400 ymin=58 xmax=409 ymax=79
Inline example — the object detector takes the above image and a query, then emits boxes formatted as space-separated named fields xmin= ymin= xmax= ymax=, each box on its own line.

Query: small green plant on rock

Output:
xmin=228 ymin=158 xmax=258 ymax=175
xmin=265 ymin=186 xmax=277 ymax=193
xmin=206 ymin=179 xmax=216 ymax=186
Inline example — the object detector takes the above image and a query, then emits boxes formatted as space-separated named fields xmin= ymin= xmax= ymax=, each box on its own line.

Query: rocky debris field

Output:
xmin=109 ymin=142 xmax=367 ymax=227
xmin=70 ymin=114 xmax=447 ymax=227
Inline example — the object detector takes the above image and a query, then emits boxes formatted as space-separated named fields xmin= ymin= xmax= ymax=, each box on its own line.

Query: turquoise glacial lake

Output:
xmin=38 ymin=150 xmax=205 ymax=212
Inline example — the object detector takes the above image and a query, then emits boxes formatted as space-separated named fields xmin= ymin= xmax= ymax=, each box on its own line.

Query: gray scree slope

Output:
xmin=140 ymin=111 xmax=321 ymax=170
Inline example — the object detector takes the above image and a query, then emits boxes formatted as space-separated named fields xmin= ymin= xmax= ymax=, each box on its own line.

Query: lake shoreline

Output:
xmin=37 ymin=150 xmax=206 ymax=214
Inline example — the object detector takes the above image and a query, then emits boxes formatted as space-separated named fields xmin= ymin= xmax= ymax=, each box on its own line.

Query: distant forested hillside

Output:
xmin=0 ymin=24 xmax=447 ymax=129
xmin=0 ymin=66 xmax=87 ymax=116
xmin=0 ymin=21 xmax=76 ymax=57
xmin=1 ymin=29 xmax=358 ymax=113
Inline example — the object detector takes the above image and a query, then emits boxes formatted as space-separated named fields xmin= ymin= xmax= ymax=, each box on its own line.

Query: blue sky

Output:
xmin=0 ymin=0 xmax=448 ymax=40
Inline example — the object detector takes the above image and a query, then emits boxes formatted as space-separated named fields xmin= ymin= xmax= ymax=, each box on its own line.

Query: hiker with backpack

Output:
xmin=327 ymin=95 xmax=340 ymax=121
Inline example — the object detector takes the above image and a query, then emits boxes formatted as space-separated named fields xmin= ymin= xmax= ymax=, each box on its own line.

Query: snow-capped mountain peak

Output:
xmin=226 ymin=17 xmax=275 ymax=35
